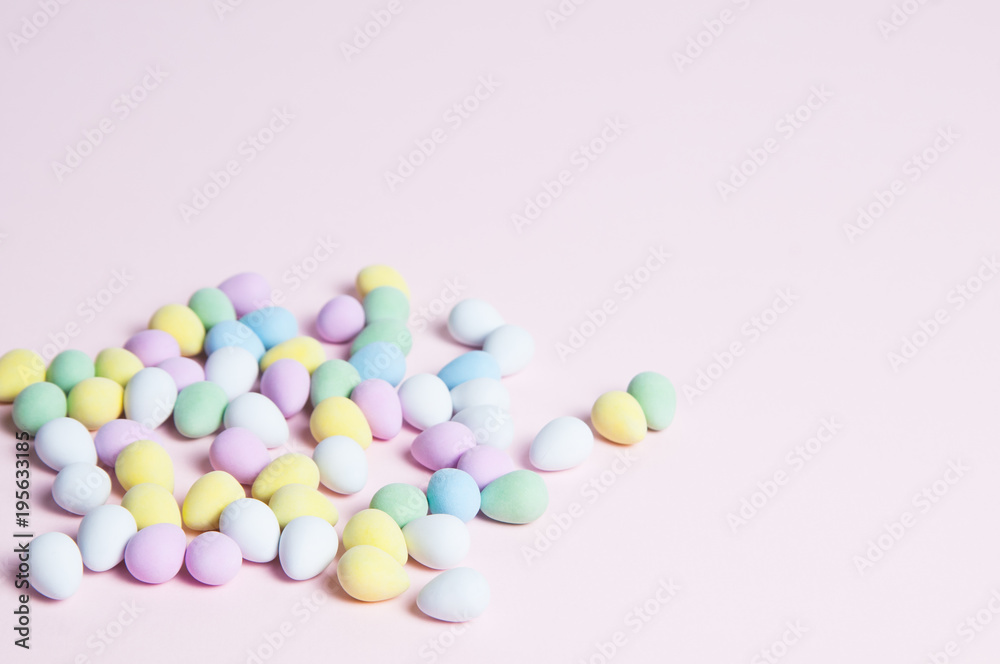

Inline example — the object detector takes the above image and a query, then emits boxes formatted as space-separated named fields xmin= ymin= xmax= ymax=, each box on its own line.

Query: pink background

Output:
xmin=3 ymin=1 xmax=1000 ymax=662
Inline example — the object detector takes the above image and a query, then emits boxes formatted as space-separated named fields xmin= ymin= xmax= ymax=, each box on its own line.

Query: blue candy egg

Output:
xmin=203 ymin=320 xmax=266 ymax=360
xmin=437 ymin=351 xmax=501 ymax=390
xmin=427 ymin=468 xmax=481 ymax=522
xmin=349 ymin=341 xmax=406 ymax=387
xmin=239 ymin=306 xmax=298 ymax=350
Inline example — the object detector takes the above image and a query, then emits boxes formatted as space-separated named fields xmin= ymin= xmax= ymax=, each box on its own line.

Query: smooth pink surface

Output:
xmin=2 ymin=2 xmax=999 ymax=663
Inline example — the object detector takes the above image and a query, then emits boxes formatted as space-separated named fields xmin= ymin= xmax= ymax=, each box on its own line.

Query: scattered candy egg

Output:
xmin=67 ymin=376 xmax=123 ymax=430
xmin=77 ymin=504 xmax=137 ymax=572
xmin=350 ymin=378 xmax=402 ymax=440
xmin=121 ymin=483 xmax=181 ymax=529
xmin=316 ymin=295 xmax=365 ymax=343
xmin=417 ymin=567 xmax=490 ymax=622
xmin=209 ymin=428 xmax=271 ymax=484
xmin=313 ymin=435 xmax=367 ymax=495
xmin=218 ymin=272 xmax=270 ymax=317
xmin=188 ymin=287 xmax=237 ymax=330
xmin=185 ymin=531 xmax=242 ymax=586
xmin=447 ymin=299 xmax=504 ymax=347
xmin=156 ymin=356 xmax=205 ymax=392
xmin=337 ymin=544 xmax=410 ymax=602
xmin=46 ymin=349 xmax=94 ymax=393
xmin=251 ymin=453 xmax=320 ymax=502
xmin=278 ymin=515 xmax=338 ymax=581
xmin=0 ymin=348 xmax=45 ymax=402
xmin=29 ymin=532 xmax=83 ymax=600
xmin=342 ymin=508 xmax=408 ymax=565
xmin=437 ymin=351 xmax=502 ymax=390
xmin=223 ymin=392 xmax=289 ymax=448
xmin=403 ymin=514 xmax=470 ymax=570
xmin=350 ymin=320 xmax=413 ymax=356
xmin=482 ymin=324 xmax=534 ymax=376
xmin=411 ymin=421 xmax=476 ymax=471
xmin=427 ymin=469 xmax=482 ymax=522
xmin=203 ymin=320 xmax=266 ymax=361
xmin=457 ymin=445 xmax=515 ymax=489
xmin=220 ymin=498 xmax=281 ymax=563
xmin=239 ymin=306 xmax=298 ymax=350
xmin=173 ymin=381 xmax=229 ymax=438
xmin=449 ymin=377 xmax=510 ymax=412
xmin=627 ymin=371 xmax=676 ymax=431
xmin=94 ymin=347 xmax=145 ymax=386
xmin=528 ymin=416 xmax=594 ymax=471
xmin=182 ymin=471 xmax=245 ymax=531
xmin=260 ymin=358 xmax=310 ymax=417
xmin=268 ymin=484 xmax=339 ymax=529
xmin=149 ymin=304 xmax=206 ymax=357
xmin=205 ymin=346 xmax=259 ymax=401
xmin=310 ymin=396 xmax=373 ymax=447
xmin=260 ymin=336 xmax=326 ymax=374
xmin=356 ymin=264 xmax=410 ymax=299
xmin=480 ymin=470 xmax=549 ymax=524
xmin=124 ymin=330 xmax=182 ymax=367
xmin=451 ymin=405 xmax=514 ymax=449
xmin=310 ymin=359 xmax=361 ymax=407
xmin=35 ymin=417 xmax=96 ymax=471
xmin=398 ymin=373 xmax=452 ymax=431
xmin=115 ymin=439 xmax=174 ymax=492
xmin=124 ymin=522 xmax=186 ymax=584
xmin=52 ymin=463 xmax=111 ymax=515
xmin=369 ymin=483 xmax=428 ymax=528
xmin=123 ymin=366 xmax=177 ymax=429
xmin=94 ymin=419 xmax=160 ymax=467
xmin=12 ymin=381 xmax=67 ymax=435
xmin=591 ymin=390 xmax=647 ymax=445
xmin=363 ymin=286 xmax=410 ymax=322
xmin=348 ymin=341 xmax=406 ymax=386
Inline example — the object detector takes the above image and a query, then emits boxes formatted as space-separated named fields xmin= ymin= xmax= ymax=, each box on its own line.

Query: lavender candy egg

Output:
xmin=411 ymin=422 xmax=477 ymax=471
xmin=350 ymin=379 xmax=402 ymax=440
xmin=209 ymin=428 xmax=271 ymax=484
xmin=316 ymin=295 xmax=365 ymax=343
xmin=456 ymin=445 xmax=515 ymax=490
xmin=124 ymin=329 xmax=182 ymax=367
xmin=156 ymin=357 xmax=205 ymax=392
xmin=218 ymin=272 xmax=271 ymax=317
xmin=185 ymin=532 xmax=242 ymax=586
xmin=260 ymin=359 xmax=310 ymax=418
xmin=94 ymin=419 xmax=161 ymax=467
xmin=124 ymin=522 xmax=186 ymax=584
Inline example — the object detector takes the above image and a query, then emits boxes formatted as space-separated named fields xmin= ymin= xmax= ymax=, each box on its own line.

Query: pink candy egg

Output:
xmin=124 ymin=329 xmax=181 ymax=367
xmin=157 ymin=356 xmax=205 ymax=392
xmin=411 ymin=421 xmax=476 ymax=471
xmin=316 ymin=295 xmax=364 ymax=343
xmin=350 ymin=378 xmax=402 ymax=440
xmin=124 ymin=523 xmax=186 ymax=584
xmin=184 ymin=532 xmax=242 ymax=586
xmin=218 ymin=272 xmax=270 ymax=317
xmin=457 ymin=445 xmax=516 ymax=490
xmin=209 ymin=428 xmax=271 ymax=484
xmin=94 ymin=419 xmax=161 ymax=467
xmin=260 ymin=359 xmax=310 ymax=418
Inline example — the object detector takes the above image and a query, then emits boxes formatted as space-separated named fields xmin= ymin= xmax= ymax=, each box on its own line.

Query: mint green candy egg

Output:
xmin=46 ymin=350 xmax=95 ymax=393
xmin=173 ymin=381 xmax=229 ymax=438
xmin=369 ymin=483 xmax=428 ymax=528
xmin=626 ymin=371 xmax=676 ymax=431
xmin=310 ymin=360 xmax=361 ymax=408
xmin=363 ymin=286 xmax=410 ymax=323
xmin=480 ymin=470 xmax=548 ymax=524
xmin=188 ymin=288 xmax=237 ymax=331
xmin=13 ymin=382 xmax=68 ymax=435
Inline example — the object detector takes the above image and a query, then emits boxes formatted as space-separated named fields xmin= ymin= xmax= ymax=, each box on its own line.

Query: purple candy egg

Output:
xmin=351 ymin=378 xmax=402 ymax=440
xmin=156 ymin=356 xmax=205 ymax=392
xmin=260 ymin=359 xmax=310 ymax=418
xmin=208 ymin=428 xmax=271 ymax=484
xmin=457 ymin=445 xmax=516 ymax=490
xmin=218 ymin=272 xmax=270 ymax=317
xmin=124 ymin=523 xmax=186 ymax=584
xmin=316 ymin=295 xmax=365 ymax=343
xmin=184 ymin=532 xmax=242 ymax=586
xmin=124 ymin=329 xmax=181 ymax=367
xmin=411 ymin=421 xmax=476 ymax=471
xmin=94 ymin=419 xmax=161 ymax=467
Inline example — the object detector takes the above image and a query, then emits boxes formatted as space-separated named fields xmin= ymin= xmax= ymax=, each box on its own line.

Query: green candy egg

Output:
xmin=12 ymin=382 xmax=68 ymax=435
xmin=627 ymin=371 xmax=676 ymax=431
xmin=46 ymin=350 xmax=95 ymax=393
xmin=480 ymin=470 xmax=548 ymax=524
xmin=310 ymin=360 xmax=361 ymax=408
xmin=173 ymin=381 xmax=228 ymax=438
xmin=350 ymin=320 xmax=413 ymax=356
xmin=369 ymin=483 xmax=428 ymax=528
xmin=188 ymin=287 xmax=237 ymax=331
xmin=363 ymin=286 xmax=410 ymax=323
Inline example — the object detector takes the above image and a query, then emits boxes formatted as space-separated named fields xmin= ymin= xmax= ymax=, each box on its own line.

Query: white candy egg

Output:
xmin=35 ymin=417 xmax=96 ymax=471
xmin=482 ymin=324 xmax=534 ymax=376
xmin=529 ymin=416 xmax=594 ymax=471
xmin=313 ymin=435 xmax=367 ymax=495
xmin=77 ymin=504 xmax=137 ymax=572
xmin=403 ymin=514 xmax=470 ymax=570
xmin=449 ymin=378 xmax=510 ymax=412
xmin=417 ymin=567 xmax=490 ymax=622
xmin=223 ymin=392 xmax=288 ymax=448
xmin=123 ymin=367 xmax=177 ymax=429
xmin=52 ymin=463 xmax=111 ymax=515
xmin=451 ymin=405 xmax=514 ymax=449
xmin=205 ymin=346 xmax=259 ymax=401
xmin=219 ymin=498 xmax=280 ymax=563
xmin=29 ymin=532 xmax=83 ymax=600
xmin=447 ymin=299 xmax=504 ymax=347
xmin=278 ymin=516 xmax=339 ymax=581
xmin=398 ymin=373 xmax=452 ymax=431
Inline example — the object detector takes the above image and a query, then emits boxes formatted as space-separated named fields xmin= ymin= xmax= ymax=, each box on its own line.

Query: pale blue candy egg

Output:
xmin=203 ymin=320 xmax=266 ymax=360
xmin=239 ymin=307 xmax=298 ymax=350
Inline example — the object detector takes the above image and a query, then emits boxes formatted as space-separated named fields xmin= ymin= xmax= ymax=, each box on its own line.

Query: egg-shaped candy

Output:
xmin=480 ymin=470 xmax=548 ymax=524
xmin=350 ymin=378 xmax=401 ymax=440
xmin=437 ymin=351 xmax=502 ymax=390
xmin=427 ymin=469 xmax=481 ymax=522
xmin=369 ymin=483 xmax=428 ymax=528
xmin=223 ymin=392 xmax=288 ymax=448
xmin=356 ymin=264 xmax=410 ymax=299
xmin=13 ymin=381 xmax=67 ymax=435
xmin=251 ymin=454 xmax=319 ymax=503
xmin=94 ymin=348 xmax=144 ymax=386
xmin=185 ymin=532 xmax=242 ymax=586
xmin=0 ymin=348 xmax=45 ymax=402
xmin=188 ymin=287 xmax=237 ymax=330
xmin=627 ymin=371 xmax=677 ymax=431
xmin=149 ymin=304 xmax=206 ymax=357
xmin=124 ymin=522 xmax=186 ymax=584
xmin=482 ymin=324 xmax=534 ymax=376
xmin=67 ymin=377 xmax=123 ymax=430
xmin=123 ymin=367 xmax=177 ymax=429
xmin=260 ymin=336 xmax=326 ymax=374
xmin=529 ymin=416 xmax=595 ymax=471
xmin=182 ymin=471 xmax=246 ymax=531
xmin=316 ymin=295 xmax=365 ymax=343
xmin=203 ymin=320 xmax=266 ymax=361
xmin=46 ymin=349 xmax=94 ymax=393
xmin=310 ymin=359 xmax=361 ymax=407
xmin=115 ymin=440 xmax=174 ymax=492
xmin=204 ymin=346 xmax=259 ymax=402
xmin=447 ymin=299 xmax=504 ymax=347
xmin=348 ymin=341 xmax=406 ymax=386
xmin=337 ymin=545 xmax=409 ymax=602
xmin=209 ymin=428 xmax=271 ymax=484
xmin=218 ymin=272 xmax=270 ymax=317
xmin=398 ymin=373 xmax=452 ymax=431
xmin=77 ymin=504 xmax=137 ymax=572
xmin=156 ymin=356 xmax=205 ymax=392
xmin=29 ymin=532 xmax=83 ymax=600
xmin=591 ymin=391 xmax=647 ymax=445
xmin=260 ymin=358 xmax=310 ymax=418
xmin=35 ymin=417 xmax=96 ymax=471
xmin=173 ymin=381 xmax=229 ymax=438
xmin=411 ymin=422 xmax=476 ymax=471
xmin=94 ymin=419 xmax=160 ymax=467
xmin=124 ymin=330 xmax=181 ymax=368
xmin=363 ymin=286 xmax=410 ymax=322
xmin=451 ymin=405 xmax=514 ymax=449
xmin=342 ymin=509 xmax=407 ymax=566
xmin=240 ymin=306 xmax=298 ymax=350
xmin=450 ymin=378 xmax=509 ymax=413
xmin=278 ymin=515 xmax=339 ymax=581
xmin=403 ymin=514 xmax=470 ymax=570
xmin=220 ymin=498 xmax=280 ymax=563
xmin=456 ymin=445 xmax=515 ymax=490
xmin=53 ymin=463 xmax=111 ymax=515
xmin=417 ymin=567 xmax=490 ymax=622
xmin=310 ymin=396 xmax=372 ymax=447
xmin=121 ymin=483 xmax=181 ymax=529
xmin=268 ymin=484 xmax=339 ymax=529
xmin=350 ymin=320 xmax=413 ymax=356
xmin=313 ymin=435 xmax=367 ymax=495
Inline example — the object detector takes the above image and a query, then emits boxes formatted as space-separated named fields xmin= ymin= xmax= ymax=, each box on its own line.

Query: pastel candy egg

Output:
xmin=95 ymin=348 xmax=144 ymax=386
xmin=417 ymin=567 xmax=490 ymax=622
xmin=457 ymin=445 xmax=515 ymax=490
xmin=437 ymin=351 xmax=502 ymax=390
xmin=52 ymin=463 xmax=111 ymax=515
xmin=278 ymin=515 xmax=339 ymax=581
xmin=67 ymin=377 xmax=123 ymax=430
xmin=35 ymin=417 xmax=96 ymax=471
xmin=156 ymin=356 xmax=204 ymax=391
xmin=403 ymin=514 xmax=470 ymax=570
xmin=268 ymin=484 xmax=339 ymax=529
xmin=251 ymin=453 xmax=319 ymax=502
xmin=369 ymin=483 xmax=428 ymax=528
xmin=123 ymin=367 xmax=177 ymax=429
xmin=218 ymin=272 xmax=270 ymax=317
xmin=482 ymin=324 xmax=534 ymax=376
xmin=260 ymin=336 xmax=326 ymax=374
xmin=350 ymin=378 xmax=402 ymax=440
xmin=223 ymin=392 xmax=289 ymax=448
xmin=451 ymin=405 xmax=514 ymax=449
xmin=447 ymin=299 xmax=504 ymax=347
xmin=124 ymin=330 xmax=181 ymax=367
xmin=182 ymin=471 xmax=246 ymax=531
xmin=260 ymin=358 xmax=310 ymax=417
xmin=310 ymin=359 xmax=361 ymax=407
xmin=46 ymin=349 xmax=94 ymax=393
xmin=205 ymin=346 xmax=259 ymax=401
xmin=398 ymin=373 xmax=452 ymax=431
xmin=240 ymin=306 xmax=299 ymax=350
xmin=77 ymin=504 xmax=137 ymax=572
xmin=363 ymin=286 xmax=410 ymax=322
xmin=220 ymin=498 xmax=280 ymax=563
xmin=480 ymin=470 xmax=548 ymax=524
xmin=356 ymin=264 xmax=410 ymax=299
xmin=316 ymin=295 xmax=365 ymax=343
xmin=337 ymin=544 xmax=410 ymax=602
xmin=115 ymin=440 xmax=174 ymax=492
xmin=627 ymin=371 xmax=677 ymax=431
xmin=450 ymin=377 xmax=510 ymax=413
xmin=124 ymin=522 xmax=186 ymax=584
xmin=150 ymin=304 xmax=206 ymax=357
xmin=29 ymin=532 xmax=83 ymax=600
xmin=173 ymin=381 xmax=228 ymax=438
xmin=348 ymin=341 xmax=406 ymax=386
xmin=350 ymin=320 xmax=413 ymax=356
xmin=342 ymin=509 xmax=408 ymax=565
xmin=313 ymin=435 xmax=367 ymax=495
xmin=121 ymin=483 xmax=181 ymax=529
xmin=185 ymin=531 xmax=242 ymax=586
xmin=209 ymin=428 xmax=271 ymax=484
xmin=94 ymin=419 xmax=160 ymax=467
xmin=411 ymin=422 xmax=476 ymax=471
xmin=310 ymin=396 xmax=372 ymax=447
xmin=427 ymin=469 xmax=481 ymax=522
xmin=0 ymin=348 xmax=45 ymax=402
xmin=591 ymin=391 xmax=647 ymax=445
xmin=188 ymin=287 xmax=237 ymax=330
xmin=13 ymin=381 xmax=67 ymax=435
xmin=203 ymin=320 xmax=266 ymax=360
xmin=529 ymin=416 xmax=595 ymax=471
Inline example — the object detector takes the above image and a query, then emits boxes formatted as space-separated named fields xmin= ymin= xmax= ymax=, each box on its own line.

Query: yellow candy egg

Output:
xmin=356 ymin=265 xmax=410 ymax=299
xmin=67 ymin=377 xmax=124 ymax=430
xmin=121 ymin=483 xmax=181 ymax=529
xmin=149 ymin=304 xmax=206 ymax=357
xmin=268 ymin=484 xmax=339 ymax=529
xmin=251 ymin=453 xmax=320 ymax=503
xmin=342 ymin=508 xmax=407 ymax=565
xmin=337 ymin=545 xmax=410 ymax=602
xmin=182 ymin=471 xmax=246 ymax=531
xmin=591 ymin=391 xmax=647 ymax=445
xmin=0 ymin=349 xmax=46 ymax=403
xmin=259 ymin=336 xmax=326 ymax=374
xmin=309 ymin=396 xmax=372 ymax=448
xmin=115 ymin=439 xmax=174 ymax=492
xmin=94 ymin=348 xmax=144 ymax=387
